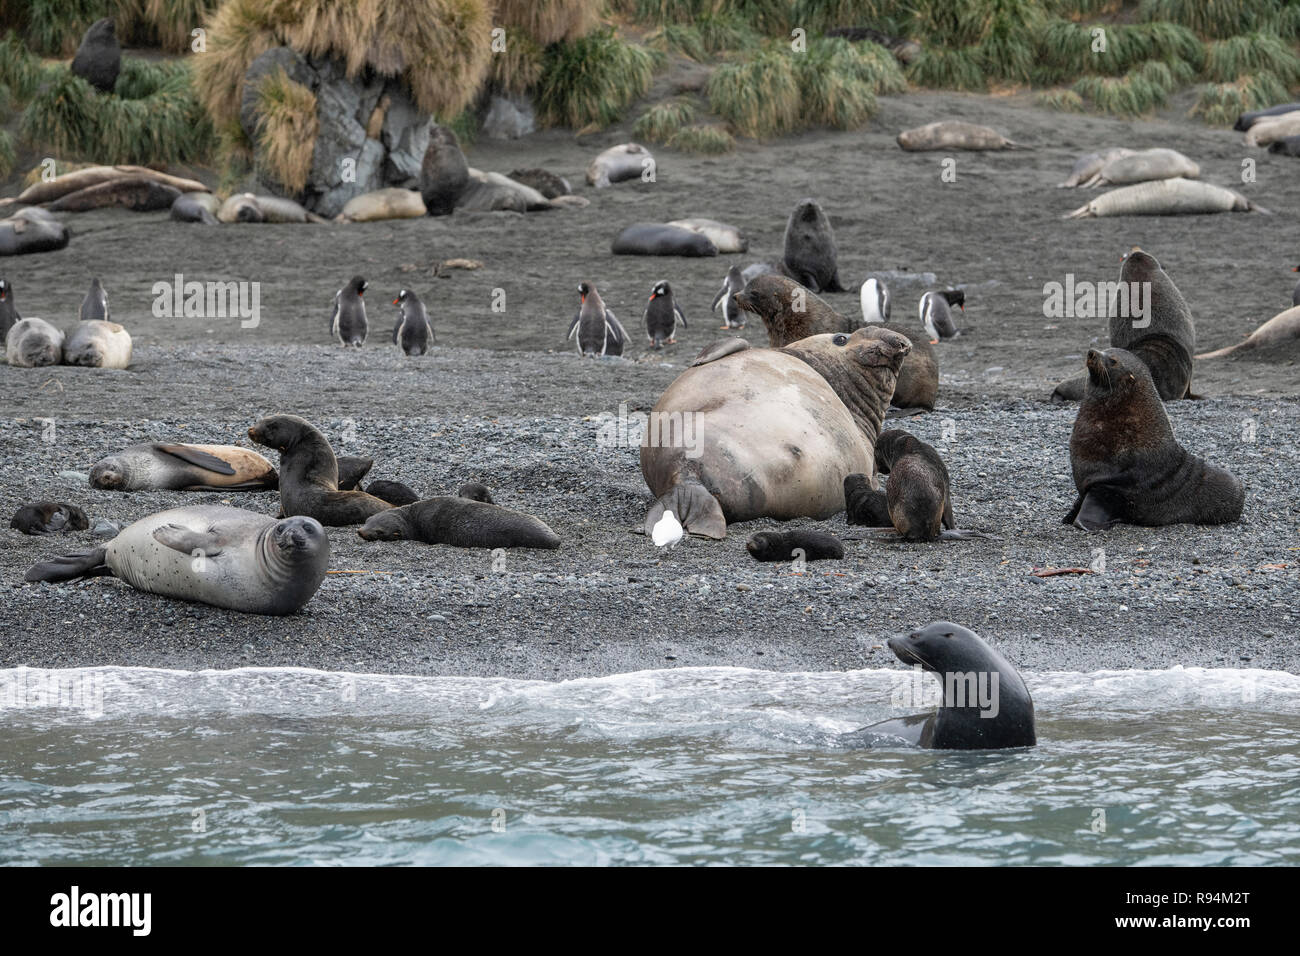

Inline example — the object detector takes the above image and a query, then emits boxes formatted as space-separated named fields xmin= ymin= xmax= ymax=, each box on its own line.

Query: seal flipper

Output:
xmin=156 ymin=444 xmax=237 ymax=475
xmin=1069 ymin=490 xmax=1121 ymax=531
xmin=838 ymin=713 xmax=932 ymax=748
xmin=1050 ymin=371 xmax=1088 ymax=403
xmin=24 ymin=547 xmax=111 ymax=583
xmin=645 ymin=482 xmax=726 ymax=540
xmin=336 ymin=455 xmax=374 ymax=491
xmin=690 ymin=338 xmax=749 ymax=366
xmin=152 ymin=525 xmax=225 ymax=556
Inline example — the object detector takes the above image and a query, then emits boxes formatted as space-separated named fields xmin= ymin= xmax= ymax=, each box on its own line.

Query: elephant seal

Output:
xmin=218 ymin=193 xmax=264 ymax=223
xmin=339 ymin=188 xmax=427 ymax=222
xmin=248 ymin=414 xmax=393 ymax=526
xmin=0 ymin=278 xmax=18 ymax=342
xmin=15 ymin=166 xmax=206 ymax=206
xmin=734 ymin=275 xmax=938 ymax=411
xmin=1234 ymin=102 xmax=1300 ymax=131
xmin=1197 ymin=305 xmax=1300 ymax=359
xmin=1051 ymin=248 xmax=1195 ymax=403
xmin=840 ymin=622 xmax=1036 ymax=750
xmin=456 ymin=169 xmax=552 ymax=212
xmin=872 ymin=430 xmax=954 ymax=541
xmin=5 ymin=317 xmax=64 ymax=366
xmin=358 ymin=497 xmax=561 ymax=549
xmin=25 ymin=506 xmax=330 ymax=616
xmin=745 ymin=530 xmax=844 ymax=562
xmin=420 ymin=125 xmax=470 ymax=216
xmin=666 ymin=218 xmax=748 ymax=254
xmin=641 ymin=326 xmax=911 ymax=538
xmin=1065 ymin=348 xmax=1243 ymax=531
xmin=897 ymin=121 xmax=1027 ymax=151
xmin=611 ymin=223 xmax=717 ymax=257
xmin=217 ymin=194 xmax=324 ymax=223
xmin=0 ymin=212 xmax=70 ymax=256
xmin=1268 ymin=135 xmax=1300 ymax=157
xmin=70 ymin=18 xmax=121 ymax=93
xmin=48 ymin=178 xmax=180 ymax=213
xmin=1245 ymin=111 xmax=1300 ymax=146
xmin=1079 ymin=148 xmax=1199 ymax=187
xmin=1064 ymin=179 xmax=1265 ymax=218
xmin=170 ymin=193 xmax=218 ymax=224
xmin=781 ymin=198 xmax=844 ymax=293
xmin=63 ymin=320 xmax=131 ymax=368
xmin=508 ymin=168 xmax=571 ymax=198
xmin=587 ymin=143 xmax=652 ymax=188
xmin=11 ymin=501 xmax=89 ymax=535
xmin=90 ymin=443 xmax=278 ymax=491
xmin=1057 ymin=148 xmax=1134 ymax=187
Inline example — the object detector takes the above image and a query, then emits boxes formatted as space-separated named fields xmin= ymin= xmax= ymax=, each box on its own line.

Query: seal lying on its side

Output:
xmin=611 ymin=223 xmax=718 ymax=257
xmin=170 ymin=192 xmax=219 ymax=224
xmin=1064 ymin=179 xmax=1266 ymax=218
xmin=24 ymin=506 xmax=330 ymax=616
xmin=1065 ymin=349 xmax=1243 ymax=531
xmin=5 ymin=317 xmax=64 ymax=366
xmin=897 ymin=121 xmax=1027 ymax=151
xmin=745 ymin=530 xmax=844 ymax=561
xmin=1234 ymin=102 xmax=1300 ymax=131
xmin=90 ymin=443 xmax=277 ymax=491
xmin=839 ymin=622 xmax=1036 ymax=750
xmin=358 ymin=497 xmax=560 ymax=549
xmin=338 ymin=188 xmax=426 ymax=222
xmin=1196 ymin=305 xmax=1300 ymax=359
xmin=11 ymin=501 xmax=90 ymax=535
xmin=1079 ymin=148 xmax=1199 ymax=187
xmin=0 ymin=211 xmax=70 ymax=256
xmin=48 ymin=178 xmax=180 ymax=213
xmin=1057 ymin=148 xmax=1133 ymax=187
xmin=666 ymin=218 xmax=748 ymax=254
xmin=587 ymin=143 xmax=652 ymax=188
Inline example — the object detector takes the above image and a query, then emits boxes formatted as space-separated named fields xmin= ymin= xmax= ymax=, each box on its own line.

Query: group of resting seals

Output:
xmin=3 ymin=277 xmax=132 ymax=369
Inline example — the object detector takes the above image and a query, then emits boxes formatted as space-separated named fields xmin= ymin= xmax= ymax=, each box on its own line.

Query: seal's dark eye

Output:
xmin=832 ymin=334 xmax=848 ymax=346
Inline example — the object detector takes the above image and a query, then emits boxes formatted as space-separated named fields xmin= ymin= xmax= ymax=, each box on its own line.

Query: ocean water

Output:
xmin=1 ymin=664 xmax=1297 ymax=866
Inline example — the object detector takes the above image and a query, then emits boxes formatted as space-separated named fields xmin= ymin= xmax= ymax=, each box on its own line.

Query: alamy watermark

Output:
xmin=890 ymin=665 xmax=1001 ymax=718
xmin=151 ymin=273 xmax=261 ymax=328
xmin=1043 ymin=275 xmax=1151 ymax=328
xmin=597 ymin=402 xmax=703 ymax=458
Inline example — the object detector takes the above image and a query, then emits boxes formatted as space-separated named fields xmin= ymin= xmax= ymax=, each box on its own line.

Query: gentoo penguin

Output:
xmin=711 ymin=265 xmax=746 ymax=329
xmin=566 ymin=281 xmax=627 ymax=357
xmin=391 ymin=289 xmax=435 ymax=355
xmin=919 ymin=291 xmax=957 ymax=343
xmin=644 ymin=280 xmax=688 ymax=348
xmin=860 ymin=277 xmax=891 ymax=323
xmin=79 ymin=277 xmax=109 ymax=322
xmin=0 ymin=279 xmax=19 ymax=344
xmin=331 ymin=275 xmax=368 ymax=347
xmin=940 ymin=288 xmax=965 ymax=312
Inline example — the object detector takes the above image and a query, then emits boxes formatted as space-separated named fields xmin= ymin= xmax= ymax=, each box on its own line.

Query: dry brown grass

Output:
xmin=253 ymin=66 xmax=318 ymax=193
xmin=492 ymin=0 xmax=602 ymax=44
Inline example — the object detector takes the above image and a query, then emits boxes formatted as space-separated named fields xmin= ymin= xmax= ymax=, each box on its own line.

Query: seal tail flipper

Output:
xmin=645 ymin=483 xmax=726 ymax=540
xmin=1195 ymin=343 xmax=1240 ymax=359
xmin=25 ymin=547 xmax=111 ymax=583
xmin=1063 ymin=203 xmax=1093 ymax=220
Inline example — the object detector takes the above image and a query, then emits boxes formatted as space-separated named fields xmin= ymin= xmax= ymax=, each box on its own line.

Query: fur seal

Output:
xmin=1057 ymin=148 xmax=1134 ymax=188
xmin=331 ymin=276 xmax=368 ymax=347
xmin=1064 ymin=179 xmax=1266 ymax=218
xmin=1065 ymin=348 xmax=1243 ymax=531
xmin=612 ymin=223 xmax=717 ymax=257
xmin=712 ymin=265 xmax=746 ymax=329
xmin=1197 ymin=304 xmax=1300 ymax=359
xmin=644 ymin=280 xmax=688 ymax=348
xmin=587 ymin=143 xmax=652 ymax=188
xmin=392 ymin=289 xmax=435 ymax=355
xmin=5 ymin=317 xmax=64 ymax=367
xmin=1051 ymin=248 xmax=1195 ymax=403
xmin=781 ymin=198 xmax=844 ymax=293
xmin=48 ymin=178 xmax=180 ymax=213
xmin=457 ymin=482 xmax=494 ymax=503
xmin=666 ymin=219 xmax=748 ymax=254
xmin=841 ymin=622 xmax=1036 ymax=750
xmin=745 ymin=530 xmax=844 ymax=562
xmin=366 ymin=480 xmax=421 ymax=506
xmin=248 ymin=414 xmax=393 ymax=526
xmin=897 ymin=121 xmax=1027 ymax=151
xmin=335 ymin=455 xmax=374 ymax=491
xmin=843 ymin=472 xmax=892 ymax=526
xmin=63 ymin=320 xmax=131 ymax=368
xmin=25 ymin=506 xmax=330 ymax=616
xmin=567 ymin=281 xmax=627 ymax=357
xmin=358 ymin=497 xmax=561 ymax=549
xmin=641 ymin=326 xmax=911 ymax=538
xmin=339 ymin=188 xmax=427 ymax=222
xmin=0 ymin=278 xmax=19 ymax=342
xmin=79 ymin=278 xmax=109 ymax=322
xmin=871 ymin=430 xmax=954 ymax=541
xmin=1234 ymin=102 xmax=1300 ymax=131
xmin=508 ymin=168 xmax=571 ymax=199
xmin=0 ymin=211 xmax=70 ymax=256
xmin=11 ymin=501 xmax=89 ymax=535
xmin=420 ymin=125 xmax=470 ymax=216
xmin=170 ymin=193 xmax=218 ymax=224
xmin=70 ymin=18 xmax=121 ymax=93
xmin=1079 ymin=148 xmax=1199 ymax=187
xmin=90 ymin=443 xmax=277 ymax=491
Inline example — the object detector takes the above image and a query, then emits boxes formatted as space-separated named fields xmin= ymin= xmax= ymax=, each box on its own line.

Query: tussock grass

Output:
xmin=1202 ymin=32 xmax=1300 ymax=84
xmin=0 ymin=128 xmax=13 ymax=179
xmin=647 ymin=15 xmax=761 ymax=59
xmin=796 ymin=39 xmax=879 ymax=129
xmin=1137 ymin=0 xmax=1285 ymax=40
xmin=1033 ymin=18 xmax=1203 ymax=84
xmin=493 ymin=0 xmax=602 ymax=44
xmin=707 ymin=47 xmax=801 ymax=137
xmin=17 ymin=0 xmax=107 ymax=56
xmin=252 ymin=67 xmax=318 ymax=194
xmin=633 ymin=99 xmax=696 ymax=142
xmin=535 ymin=28 xmax=657 ymax=129
xmin=1036 ymin=87 xmax=1086 ymax=111
xmin=21 ymin=160 xmax=94 ymax=187
xmin=0 ymin=31 xmax=44 ymax=104
xmin=1192 ymin=71 xmax=1290 ymax=125
xmin=489 ymin=32 xmax=544 ymax=94
xmin=906 ymin=45 xmax=987 ymax=91
xmin=1072 ymin=61 xmax=1178 ymax=116
xmin=667 ymin=123 xmax=735 ymax=153
xmin=143 ymin=0 xmax=220 ymax=53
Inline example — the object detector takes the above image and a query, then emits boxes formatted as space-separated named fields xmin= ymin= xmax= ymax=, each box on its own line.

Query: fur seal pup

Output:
xmin=1065 ymin=348 xmax=1243 ymax=531
xmin=781 ymin=198 xmax=844 ymax=293
xmin=843 ymin=472 xmax=892 ymax=526
xmin=70 ymin=18 xmax=121 ymax=93
xmin=641 ymin=326 xmax=911 ymax=538
xmin=358 ymin=497 xmax=561 ymax=549
xmin=339 ymin=188 xmax=426 ymax=222
xmin=90 ymin=443 xmax=277 ymax=491
xmin=841 ymin=622 xmax=1036 ymax=750
xmin=897 ymin=121 xmax=1027 ymax=152
xmin=1057 ymin=148 xmax=1134 ymax=188
xmin=745 ymin=530 xmax=844 ymax=562
xmin=48 ymin=178 xmax=180 ymax=213
xmin=391 ymin=289 xmax=435 ymax=355
xmin=5 ymin=317 xmax=64 ymax=367
xmin=1234 ymin=102 xmax=1300 ymax=131
xmin=508 ymin=168 xmax=571 ymax=199
xmin=1064 ymin=179 xmax=1266 ymax=218
xmin=872 ymin=430 xmax=954 ymax=541
xmin=1051 ymin=248 xmax=1195 ymax=403
xmin=25 ymin=505 xmax=330 ymax=616
xmin=666 ymin=218 xmax=748 ymax=254
xmin=861 ymin=277 xmax=890 ymax=323
xmin=918 ymin=291 xmax=956 ymax=342
xmin=0 ymin=211 xmax=70 ymax=256
xmin=644 ymin=280 xmax=688 ymax=348
xmin=420 ymin=125 xmax=470 ymax=216
xmin=331 ymin=276 xmax=369 ymax=347
xmin=611 ymin=223 xmax=718 ymax=257
xmin=11 ymin=501 xmax=90 ymax=535
xmin=79 ymin=278 xmax=109 ymax=322
xmin=1080 ymin=148 xmax=1199 ymax=187
xmin=0 ymin=278 xmax=19 ymax=343
xmin=170 ymin=193 xmax=218 ymax=224
xmin=567 ymin=282 xmax=627 ymax=357
xmin=63 ymin=320 xmax=131 ymax=368
xmin=712 ymin=265 xmax=746 ymax=329
xmin=457 ymin=482 xmax=494 ymax=503
xmin=1197 ymin=304 xmax=1300 ymax=359
xmin=248 ymin=414 xmax=393 ymax=526
xmin=587 ymin=143 xmax=652 ymax=188
xmin=366 ymin=480 xmax=421 ymax=506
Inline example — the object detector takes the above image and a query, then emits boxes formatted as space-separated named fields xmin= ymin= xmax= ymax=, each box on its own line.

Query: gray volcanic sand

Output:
xmin=1 ymin=91 xmax=1298 ymax=678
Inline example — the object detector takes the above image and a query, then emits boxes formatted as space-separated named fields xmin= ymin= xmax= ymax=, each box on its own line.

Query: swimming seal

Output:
xmin=641 ymin=326 xmax=910 ymax=538
xmin=357 ymin=497 xmax=561 ymax=549
xmin=1197 ymin=305 xmax=1300 ymax=359
xmin=25 ymin=505 xmax=330 ymax=616
xmin=897 ymin=122 xmax=1027 ymax=152
xmin=63 ymin=320 xmax=131 ymax=368
xmin=11 ymin=501 xmax=90 ymax=535
xmin=5 ymin=317 xmax=64 ymax=367
xmin=745 ymin=530 xmax=844 ymax=562
xmin=90 ymin=443 xmax=278 ymax=491
xmin=587 ymin=143 xmax=652 ymax=188
xmin=1064 ymin=348 xmax=1244 ymax=531
xmin=612 ymin=223 xmax=718 ymax=257
xmin=840 ymin=622 xmax=1036 ymax=750
xmin=780 ymin=198 xmax=845 ymax=293
xmin=248 ymin=414 xmax=394 ymax=526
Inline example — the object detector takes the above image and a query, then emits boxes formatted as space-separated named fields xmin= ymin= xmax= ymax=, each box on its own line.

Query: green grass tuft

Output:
xmin=1192 ymin=71 xmax=1291 ymax=125
xmin=666 ymin=123 xmax=736 ymax=153
xmin=0 ymin=127 xmax=13 ymax=179
xmin=1137 ymin=0 xmax=1287 ymax=40
xmin=252 ymin=66 xmax=318 ymax=194
xmin=633 ymin=98 xmax=696 ymax=142
xmin=1071 ymin=62 xmax=1176 ymax=116
xmin=1036 ymin=87 xmax=1086 ymax=111
xmin=906 ymin=45 xmax=988 ymax=91
xmin=1202 ymin=32 xmax=1300 ymax=84
xmin=707 ymin=46 xmax=801 ymax=137
xmin=535 ymin=28 xmax=658 ymax=129
xmin=0 ymin=31 xmax=45 ymax=104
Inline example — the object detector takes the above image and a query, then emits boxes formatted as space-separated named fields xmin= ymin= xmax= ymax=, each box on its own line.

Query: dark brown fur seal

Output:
xmin=357 ymin=497 xmax=561 ymax=549
xmin=71 ymin=18 xmax=121 ymax=93
xmin=843 ymin=473 xmax=892 ymax=526
xmin=420 ymin=125 xmax=469 ymax=216
xmin=335 ymin=456 xmax=374 ymax=491
xmin=873 ymin=430 xmax=955 ymax=541
xmin=11 ymin=501 xmax=90 ymax=535
xmin=248 ymin=415 xmax=393 ymax=526
xmin=780 ymin=198 xmax=844 ymax=293
xmin=745 ymin=530 xmax=844 ymax=562
xmin=1065 ymin=348 xmax=1243 ymax=531
xmin=1052 ymin=248 xmax=1195 ymax=403
xmin=457 ymin=482 xmax=494 ymax=503
xmin=366 ymin=480 xmax=421 ymax=506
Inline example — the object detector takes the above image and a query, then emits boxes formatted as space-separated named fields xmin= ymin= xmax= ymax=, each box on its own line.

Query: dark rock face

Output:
xmin=71 ymin=18 xmax=121 ymax=93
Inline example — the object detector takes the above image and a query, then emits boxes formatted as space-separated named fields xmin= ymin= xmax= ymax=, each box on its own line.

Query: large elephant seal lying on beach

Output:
xmin=1197 ymin=305 xmax=1300 ymax=359
xmin=4 ymin=317 xmax=63 ymax=366
xmin=641 ymin=326 xmax=911 ymax=538
xmin=90 ymin=443 xmax=278 ymax=491
xmin=587 ymin=143 xmax=652 ymax=187
xmin=338 ymin=188 xmax=426 ymax=222
xmin=666 ymin=218 xmax=747 ymax=254
xmin=611 ymin=223 xmax=717 ymax=257
xmin=1057 ymin=148 xmax=1134 ymax=187
xmin=1064 ymin=179 xmax=1265 ymax=218
xmin=1077 ymin=148 xmax=1199 ymax=188
xmin=0 ymin=209 xmax=70 ymax=256
xmin=897 ymin=121 xmax=1026 ymax=151
xmin=6 ymin=165 xmax=205 ymax=208
xmin=358 ymin=496 xmax=561 ymax=550
xmin=1065 ymin=348 xmax=1243 ymax=531
xmin=1244 ymin=110 xmax=1300 ymax=146
xmin=218 ymin=193 xmax=325 ymax=223
xmin=24 ymin=505 xmax=330 ymax=616
xmin=48 ymin=178 xmax=180 ymax=212
xmin=1234 ymin=102 xmax=1300 ymax=131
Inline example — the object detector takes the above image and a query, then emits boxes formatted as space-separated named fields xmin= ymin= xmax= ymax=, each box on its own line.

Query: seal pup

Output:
xmin=358 ymin=497 xmax=561 ymax=549
xmin=840 ymin=622 xmax=1036 ymax=750
xmin=0 ymin=278 xmax=20 ymax=343
xmin=872 ymin=430 xmax=954 ymax=541
xmin=0 ymin=210 xmax=71 ymax=256
xmin=644 ymin=280 xmax=688 ymax=348
xmin=918 ymin=291 xmax=956 ymax=342
xmin=421 ymin=125 xmax=470 ymax=215
xmin=457 ymin=482 xmax=494 ymax=503
xmin=587 ymin=143 xmax=652 ymax=188
xmin=781 ymin=198 xmax=845 ymax=293
xmin=567 ymin=282 xmax=627 ymax=357
xmin=897 ymin=121 xmax=1027 ymax=152
xmin=90 ymin=443 xmax=278 ymax=491
xmin=25 ymin=506 xmax=330 ymax=616
xmin=712 ymin=265 xmax=746 ymax=329
xmin=79 ymin=278 xmax=109 ymax=322
xmin=860 ymin=277 xmax=890 ymax=323
xmin=63 ymin=320 xmax=131 ymax=368
xmin=11 ymin=501 xmax=90 ymax=535
xmin=842 ymin=473 xmax=892 ymax=527
xmin=391 ymin=289 xmax=435 ymax=355
xmin=611 ymin=223 xmax=718 ymax=257
xmin=70 ymin=18 xmax=121 ymax=93
xmin=217 ymin=193 xmax=264 ymax=223
xmin=1197 ymin=305 xmax=1300 ymax=359
xmin=170 ymin=193 xmax=218 ymax=224
xmin=5 ymin=317 xmax=64 ymax=367
xmin=366 ymin=480 xmax=421 ymax=506
xmin=1064 ymin=348 xmax=1243 ymax=531
xmin=745 ymin=530 xmax=844 ymax=562
xmin=1064 ymin=179 xmax=1266 ymax=217
xmin=248 ymin=414 xmax=394 ymax=526
xmin=331 ymin=276 xmax=368 ymax=347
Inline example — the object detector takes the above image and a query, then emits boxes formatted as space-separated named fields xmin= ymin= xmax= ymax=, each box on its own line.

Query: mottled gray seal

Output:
xmin=1197 ymin=305 xmax=1300 ymax=359
xmin=63 ymin=320 xmax=131 ymax=368
xmin=358 ymin=496 xmax=561 ymax=549
xmin=1064 ymin=179 xmax=1266 ymax=218
xmin=612 ymin=223 xmax=718 ymax=257
xmin=25 ymin=505 xmax=330 ymax=616
xmin=4 ymin=317 xmax=64 ymax=367
xmin=781 ymin=198 xmax=844 ymax=293
xmin=587 ymin=143 xmax=652 ymax=188
xmin=90 ymin=443 xmax=278 ymax=491
xmin=897 ymin=121 xmax=1027 ymax=151
xmin=11 ymin=501 xmax=89 ymax=535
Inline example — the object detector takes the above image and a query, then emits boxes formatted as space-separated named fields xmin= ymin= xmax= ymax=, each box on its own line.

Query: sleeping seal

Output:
xmin=338 ymin=188 xmax=426 ymax=222
xmin=665 ymin=218 xmax=748 ymax=254
xmin=587 ymin=143 xmax=652 ymax=188
xmin=63 ymin=320 xmax=131 ymax=368
xmin=897 ymin=121 xmax=1026 ymax=151
xmin=170 ymin=193 xmax=219 ymax=224
xmin=1234 ymin=102 xmax=1300 ymax=131
xmin=612 ymin=223 xmax=718 ymax=257
xmin=24 ymin=505 xmax=330 ymax=616
xmin=0 ymin=211 xmax=70 ymax=256
xmin=90 ymin=443 xmax=278 ymax=491
xmin=1197 ymin=304 xmax=1300 ymax=359
xmin=5 ymin=317 xmax=64 ymax=366
xmin=10 ymin=501 xmax=90 ymax=535
xmin=1064 ymin=179 xmax=1265 ymax=217
xmin=1057 ymin=148 xmax=1134 ymax=187
xmin=1079 ymin=148 xmax=1199 ymax=187
xmin=358 ymin=497 xmax=561 ymax=549
xmin=47 ymin=178 xmax=180 ymax=213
